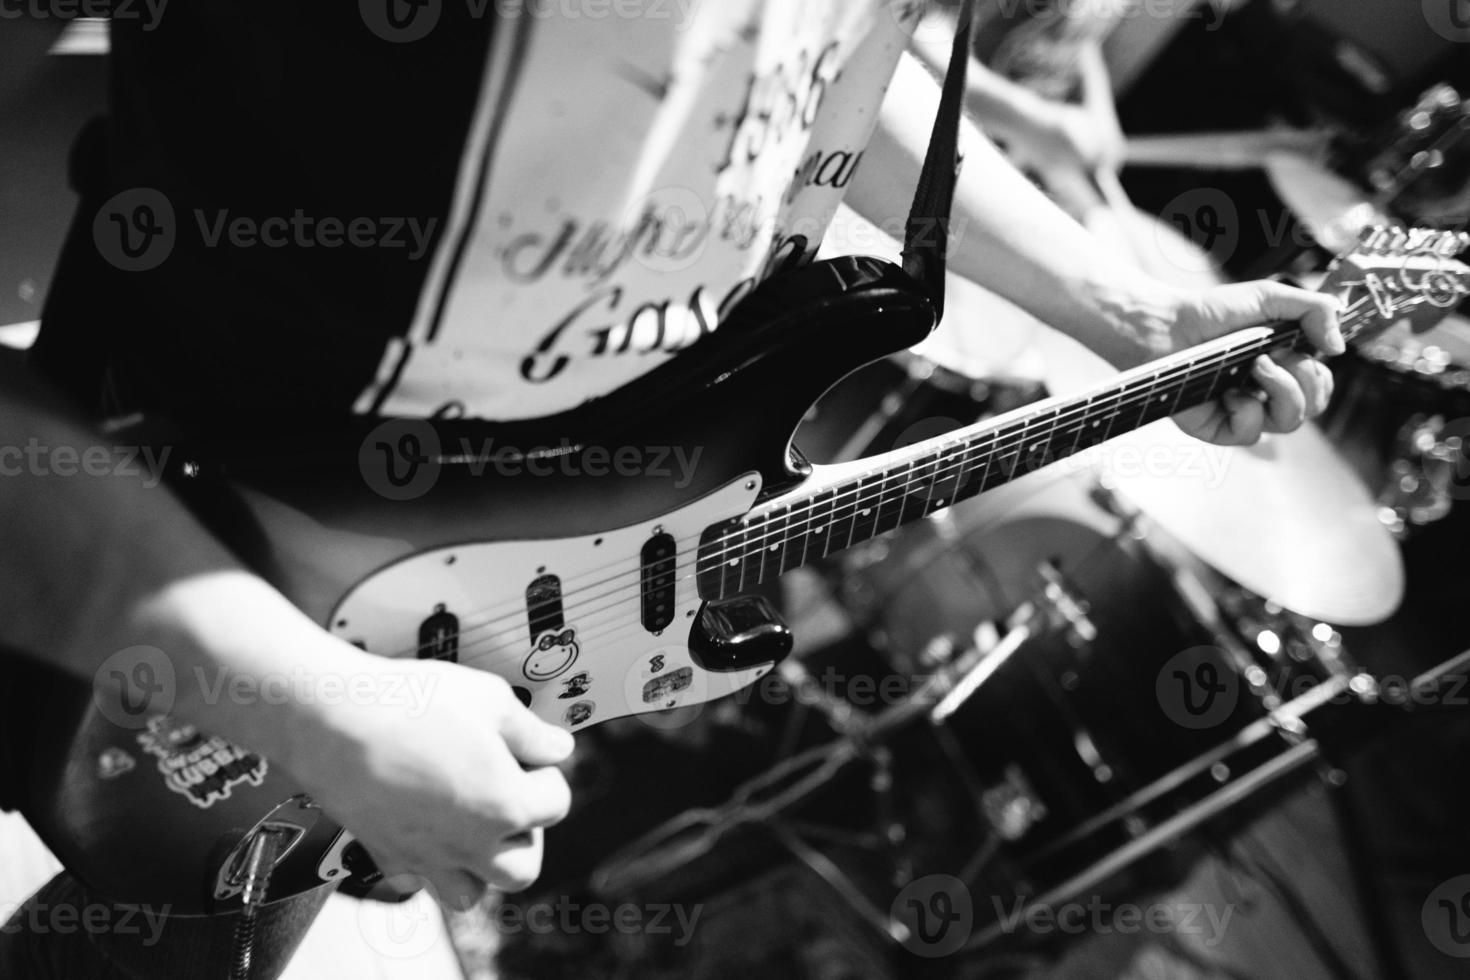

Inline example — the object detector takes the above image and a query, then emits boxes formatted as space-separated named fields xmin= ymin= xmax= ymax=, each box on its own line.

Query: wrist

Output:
xmin=1076 ymin=272 xmax=1185 ymax=370
xmin=129 ymin=570 xmax=368 ymax=769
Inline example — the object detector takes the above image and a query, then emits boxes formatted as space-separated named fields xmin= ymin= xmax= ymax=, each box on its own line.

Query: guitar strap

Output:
xmin=901 ymin=0 xmax=978 ymax=323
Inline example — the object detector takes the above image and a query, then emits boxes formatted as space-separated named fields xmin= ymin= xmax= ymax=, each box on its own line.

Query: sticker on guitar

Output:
xmin=522 ymin=627 xmax=581 ymax=682
xmin=136 ymin=716 xmax=267 ymax=810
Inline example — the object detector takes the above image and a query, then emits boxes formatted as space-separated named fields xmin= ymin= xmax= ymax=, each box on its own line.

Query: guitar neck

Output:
xmin=695 ymin=316 xmax=1327 ymax=600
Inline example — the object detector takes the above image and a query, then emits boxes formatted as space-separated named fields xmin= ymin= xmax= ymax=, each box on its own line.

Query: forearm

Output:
xmin=908 ymin=25 xmax=1057 ymax=147
xmin=0 ymin=360 xmax=347 ymax=765
xmin=848 ymin=53 xmax=1174 ymax=368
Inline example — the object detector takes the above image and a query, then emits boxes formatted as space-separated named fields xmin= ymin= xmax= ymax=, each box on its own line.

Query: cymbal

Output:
xmin=1036 ymin=337 xmax=1403 ymax=624
xmin=1264 ymin=151 xmax=1392 ymax=253
xmin=1089 ymin=420 xmax=1405 ymax=625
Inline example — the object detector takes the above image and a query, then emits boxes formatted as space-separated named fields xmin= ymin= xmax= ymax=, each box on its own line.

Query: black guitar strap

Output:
xmin=900 ymin=0 xmax=978 ymax=322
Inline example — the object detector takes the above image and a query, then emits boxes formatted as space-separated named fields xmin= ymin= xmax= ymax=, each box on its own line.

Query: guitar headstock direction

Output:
xmin=1322 ymin=224 xmax=1470 ymax=342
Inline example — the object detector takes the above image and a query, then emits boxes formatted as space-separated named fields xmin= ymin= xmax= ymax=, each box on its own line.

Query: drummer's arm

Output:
xmin=849 ymin=52 xmax=1171 ymax=370
xmin=847 ymin=52 xmax=1342 ymax=444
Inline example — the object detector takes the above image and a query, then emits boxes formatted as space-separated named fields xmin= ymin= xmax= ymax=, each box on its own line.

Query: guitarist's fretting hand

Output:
xmin=1153 ymin=280 xmax=1344 ymax=447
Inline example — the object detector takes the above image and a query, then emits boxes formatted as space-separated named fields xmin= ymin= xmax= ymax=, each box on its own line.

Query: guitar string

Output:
xmin=376 ymin=294 xmax=1391 ymax=666
xmin=351 ymin=250 xmax=1455 ymax=659
xmin=372 ymin=333 xmax=1269 ymax=663
xmin=375 ymin=293 xmax=1395 ymax=670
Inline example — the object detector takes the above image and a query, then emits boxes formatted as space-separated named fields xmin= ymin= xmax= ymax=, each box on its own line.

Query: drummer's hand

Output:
xmin=1157 ymin=281 xmax=1344 ymax=447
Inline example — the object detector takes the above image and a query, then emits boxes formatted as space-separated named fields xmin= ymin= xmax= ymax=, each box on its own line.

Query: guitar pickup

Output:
xmin=640 ymin=531 xmax=678 ymax=633
xmin=526 ymin=574 xmax=565 ymax=639
xmin=418 ymin=605 xmax=459 ymax=663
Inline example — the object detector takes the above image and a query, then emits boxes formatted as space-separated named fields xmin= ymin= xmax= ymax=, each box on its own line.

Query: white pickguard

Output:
xmin=326 ymin=474 xmax=772 ymax=731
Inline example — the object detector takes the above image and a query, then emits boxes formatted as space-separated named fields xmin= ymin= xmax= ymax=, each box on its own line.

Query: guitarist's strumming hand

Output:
xmin=282 ymin=648 xmax=575 ymax=909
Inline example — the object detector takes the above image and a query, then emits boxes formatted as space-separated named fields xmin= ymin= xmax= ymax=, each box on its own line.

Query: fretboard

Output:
xmin=696 ymin=319 xmax=1318 ymax=600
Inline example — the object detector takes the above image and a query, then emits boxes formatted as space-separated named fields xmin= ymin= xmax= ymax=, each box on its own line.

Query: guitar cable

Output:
xmin=229 ymin=829 xmax=283 ymax=980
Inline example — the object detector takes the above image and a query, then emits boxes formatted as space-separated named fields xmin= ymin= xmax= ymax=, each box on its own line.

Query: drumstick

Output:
xmin=1125 ymin=129 xmax=1335 ymax=171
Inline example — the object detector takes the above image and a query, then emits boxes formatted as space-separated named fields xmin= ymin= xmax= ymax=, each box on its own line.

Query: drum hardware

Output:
xmin=1324 ymin=314 xmax=1470 ymax=537
xmin=587 ymin=565 xmax=1101 ymax=901
xmin=931 ymin=562 xmax=1095 ymax=725
xmin=1351 ymin=84 xmax=1470 ymax=228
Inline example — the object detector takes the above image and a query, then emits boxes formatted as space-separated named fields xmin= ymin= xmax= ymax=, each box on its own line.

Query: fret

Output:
xmin=1072 ymin=397 xmax=1113 ymax=453
xmin=806 ymin=487 xmax=839 ymax=564
xmin=1127 ymin=368 xmax=1168 ymax=432
xmin=734 ymin=517 xmax=755 ymax=593
xmin=755 ymin=509 xmax=787 ymax=585
xmin=697 ymin=517 xmax=742 ymax=600
xmin=897 ymin=454 xmax=939 ymax=526
xmin=784 ymin=497 xmax=816 ymax=572
xmin=966 ymin=429 xmax=1001 ymax=494
xmin=948 ymin=435 xmax=981 ymax=502
xmin=777 ymin=502 xmax=808 ymax=576
xmin=847 ymin=473 xmax=886 ymax=548
xmin=982 ymin=414 xmax=1036 ymax=491
xmin=1163 ymin=359 xmax=1195 ymax=418
xmin=1017 ymin=409 xmax=1060 ymax=479
xmin=1206 ymin=349 xmax=1247 ymax=403
xmin=872 ymin=465 xmax=909 ymax=537
xmin=1048 ymin=413 xmax=1087 ymax=467
xmin=829 ymin=482 xmax=860 ymax=555
xmin=1060 ymin=395 xmax=1095 ymax=456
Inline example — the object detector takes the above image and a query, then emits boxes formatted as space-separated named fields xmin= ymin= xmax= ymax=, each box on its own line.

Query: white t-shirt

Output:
xmin=355 ymin=0 xmax=922 ymax=420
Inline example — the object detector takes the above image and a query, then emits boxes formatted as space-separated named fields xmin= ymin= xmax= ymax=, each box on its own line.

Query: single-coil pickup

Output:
xmin=418 ymin=604 xmax=459 ymax=662
xmin=640 ymin=532 xmax=678 ymax=633
xmin=526 ymin=574 xmax=566 ymax=641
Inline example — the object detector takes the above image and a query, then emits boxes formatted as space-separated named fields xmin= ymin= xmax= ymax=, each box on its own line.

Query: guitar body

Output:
xmin=18 ymin=256 xmax=939 ymax=913
xmin=20 ymin=229 xmax=1466 ymax=914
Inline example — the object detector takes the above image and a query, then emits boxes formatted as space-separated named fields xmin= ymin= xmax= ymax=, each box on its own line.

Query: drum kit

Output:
xmin=586 ymin=86 xmax=1470 ymax=965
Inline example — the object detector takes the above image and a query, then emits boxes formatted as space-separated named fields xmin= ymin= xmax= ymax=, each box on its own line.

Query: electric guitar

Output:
xmin=21 ymin=227 xmax=1469 ymax=914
